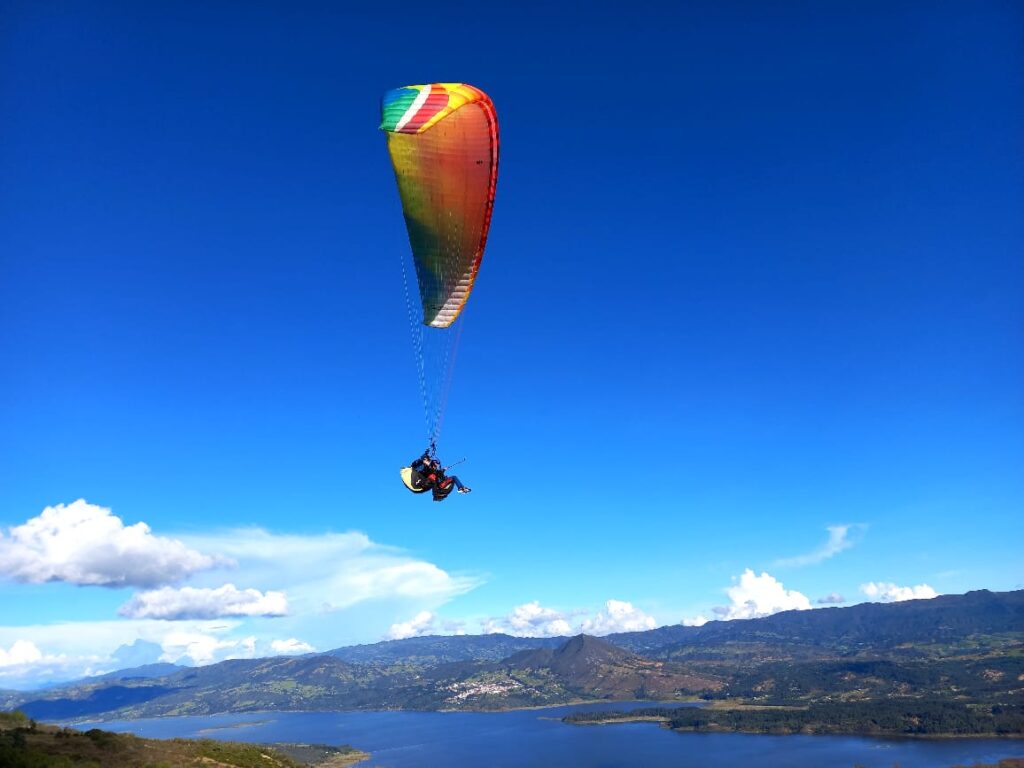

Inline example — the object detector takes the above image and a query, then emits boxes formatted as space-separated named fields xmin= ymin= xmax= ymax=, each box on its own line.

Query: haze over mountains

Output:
xmin=4 ymin=589 xmax=1021 ymax=723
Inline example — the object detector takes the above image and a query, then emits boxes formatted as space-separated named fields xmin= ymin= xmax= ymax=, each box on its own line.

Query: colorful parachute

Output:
xmin=381 ymin=83 xmax=499 ymax=328
xmin=381 ymin=83 xmax=499 ymax=447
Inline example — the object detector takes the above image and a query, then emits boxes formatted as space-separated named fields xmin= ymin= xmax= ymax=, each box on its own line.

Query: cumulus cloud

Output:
xmin=118 ymin=584 xmax=288 ymax=620
xmin=817 ymin=592 xmax=846 ymax=605
xmin=705 ymin=569 xmax=812 ymax=622
xmin=482 ymin=600 xmax=658 ymax=638
xmin=271 ymin=638 xmax=315 ymax=655
xmin=0 ymin=639 xmax=82 ymax=688
xmin=158 ymin=630 xmax=258 ymax=665
xmin=483 ymin=601 xmax=573 ymax=637
xmin=0 ymin=500 xmax=217 ymax=588
xmin=682 ymin=615 xmax=709 ymax=627
xmin=385 ymin=613 xmax=465 ymax=641
xmin=388 ymin=611 xmax=438 ymax=640
xmin=775 ymin=525 xmax=860 ymax=568
xmin=0 ymin=618 xmax=246 ymax=688
xmin=581 ymin=600 xmax=657 ymax=635
xmin=860 ymin=582 xmax=938 ymax=603
xmin=111 ymin=639 xmax=165 ymax=668
xmin=0 ymin=640 xmax=45 ymax=668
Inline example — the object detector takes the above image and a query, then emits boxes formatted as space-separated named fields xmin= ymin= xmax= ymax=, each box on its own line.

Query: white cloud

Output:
xmin=179 ymin=528 xmax=480 ymax=613
xmin=0 ymin=619 xmax=240 ymax=659
xmin=817 ymin=592 xmax=846 ymax=605
xmin=385 ymin=613 xmax=467 ymax=640
xmin=0 ymin=619 xmax=242 ymax=688
xmin=682 ymin=615 xmax=708 ymax=627
xmin=388 ymin=611 xmax=438 ymax=640
xmin=271 ymin=638 xmax=315 ymax=655
xmin=483 ymin=601 xmax=572 ymax=637
xmin=0 ymin=520 xmax=483 ymax=686
xmin=118 ymin=584 xmax=288 ymax=620
xmin=440 ymin=619 xmax=467 ymax=635
xmin=775 ymin=525 xmax=859 ymax=568
xmin=158 ymin=630 xmax=256 ymax=665
xmin=0 ymin=500 xmax=217 ymax=588
xmin=0 ymin=640 xmax=45 ymax=667
xmin=482 ymin=600 xmax=658 ymax=638
xmin=706 ymin=569 xmax=812 ymax=621
xmin=141 ymin=524 xmax=483 ymax=655
xmin=111 ymin=639 xmax=165 ymax=668
xmin=860 ymin=582 xmax=938 ymax=603
xmin=325 ymin=561 xmax=473 ymax=608
xmin=0 ymin=638 xmax=92 ymax=689
xmin=581 ymin=600 xmax=657 ymax=635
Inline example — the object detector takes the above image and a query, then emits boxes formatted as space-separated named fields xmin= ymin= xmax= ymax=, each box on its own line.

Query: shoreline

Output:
xmin=60 ymin=701 xmax=1022 ymax=741
xmin=565 ymin=714 xmax=1024 ymax=740
xmin=63 ymin=698 xmax=699 ymax=725
xmin=439 ymin=697 xmax=699 ymax=714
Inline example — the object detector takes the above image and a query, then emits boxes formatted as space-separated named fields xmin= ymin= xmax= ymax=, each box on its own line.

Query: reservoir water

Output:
xmin=79 ymin=703 xmax=1022 ymax=768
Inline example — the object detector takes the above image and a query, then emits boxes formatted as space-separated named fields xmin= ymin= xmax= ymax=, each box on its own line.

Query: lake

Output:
xmin=78 ymin=703 xmax=1022 ymax=768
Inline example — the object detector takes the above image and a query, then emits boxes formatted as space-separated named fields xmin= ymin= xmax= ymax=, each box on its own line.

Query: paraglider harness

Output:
xmin=405 ymin=446 xmax=465 ymax=501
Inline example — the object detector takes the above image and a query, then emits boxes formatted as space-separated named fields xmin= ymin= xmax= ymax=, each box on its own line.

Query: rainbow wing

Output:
xmin=381 ymin=83 xmax=499 ymax=328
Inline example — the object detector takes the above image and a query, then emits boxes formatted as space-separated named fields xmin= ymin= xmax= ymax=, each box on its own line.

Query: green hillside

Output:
xmin=0 ymin=711 xmax=367 ymax=767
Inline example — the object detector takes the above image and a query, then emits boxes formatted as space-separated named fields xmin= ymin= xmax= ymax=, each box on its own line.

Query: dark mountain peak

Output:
xmin=502 ymin=634 xmax=628 ymax=673
xmin=556 ymin=634 xmax=626 ymax=660
xmin=547 ymin=634 xmax=632 ymax=676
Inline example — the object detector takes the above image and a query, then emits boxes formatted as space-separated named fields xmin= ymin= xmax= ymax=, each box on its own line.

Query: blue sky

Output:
xmin=1 ymin=1 xmax=1022 ymax=687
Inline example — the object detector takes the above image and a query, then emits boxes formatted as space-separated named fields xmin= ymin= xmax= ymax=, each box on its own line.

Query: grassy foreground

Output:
xmin=0 ymin=710 xmax=368 ymax=767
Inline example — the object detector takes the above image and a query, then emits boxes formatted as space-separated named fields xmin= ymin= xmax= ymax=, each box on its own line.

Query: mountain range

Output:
xmin=3 ymin=589 xmax=1021 ymax=722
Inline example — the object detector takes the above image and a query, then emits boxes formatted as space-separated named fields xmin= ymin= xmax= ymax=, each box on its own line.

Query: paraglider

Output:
xmin=380 ymin=83 xmax=498 ymax=498
xmin=402 ymin=451 xmax=471 ymax=501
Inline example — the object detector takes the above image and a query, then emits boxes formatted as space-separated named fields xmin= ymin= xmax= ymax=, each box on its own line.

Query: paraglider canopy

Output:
xmin=381 ymin=83 xmax=499 ymax=329
xmin=381 ymin=83 xmax=500 ymax=450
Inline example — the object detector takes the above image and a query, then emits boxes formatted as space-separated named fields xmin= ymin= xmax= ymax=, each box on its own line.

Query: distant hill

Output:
xmin=90 ymin=662 xmax=183 ymax=683
xmin=6 ymin=589 xmax=1022 ymax=723
xmin=607 ymin=589 xmax=1024 ymax=659
xmin=325 ymin=632 xmax=562 ymax=664
xmin=508 ymin=633 xmax=633 ymax=676
xmin=498 ymin=634 xmax=721 ymax=701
